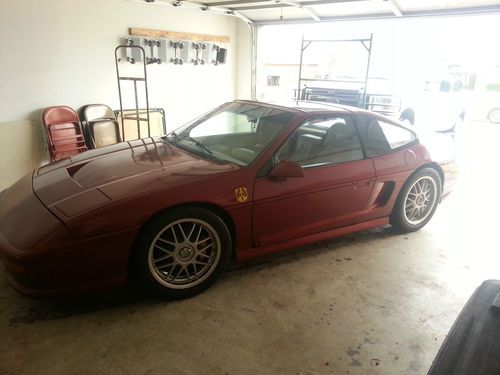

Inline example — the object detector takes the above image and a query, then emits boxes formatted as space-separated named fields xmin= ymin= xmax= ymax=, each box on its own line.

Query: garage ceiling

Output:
xmin=141 ymin=0 xmax=500 ymax=24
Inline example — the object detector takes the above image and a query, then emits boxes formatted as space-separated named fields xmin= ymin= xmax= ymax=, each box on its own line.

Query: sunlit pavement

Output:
xmin=439 ymin=120 xmax=500 ymax=283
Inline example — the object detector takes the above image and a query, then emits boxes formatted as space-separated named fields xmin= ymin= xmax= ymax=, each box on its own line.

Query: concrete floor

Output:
xmin=0 ymin=121 xmax=499 ymax=375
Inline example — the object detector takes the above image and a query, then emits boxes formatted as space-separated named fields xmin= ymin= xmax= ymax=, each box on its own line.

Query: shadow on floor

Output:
xmin=228 ymin=225 xmax=397 ymax=278
xmin=5 ymin=225 xmax=401 ymax=327
xmin=6 ymin=287 xmax=154 ymax=327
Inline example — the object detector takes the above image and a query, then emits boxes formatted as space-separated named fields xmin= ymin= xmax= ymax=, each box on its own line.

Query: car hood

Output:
xmin=33 ymin=138 xmax=240 ymax=217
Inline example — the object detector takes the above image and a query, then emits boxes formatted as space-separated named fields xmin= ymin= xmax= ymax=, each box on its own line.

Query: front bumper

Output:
xmin=0 ymin=174 xmax=136 ymax=297
xmin=0 ymin=173 xmax=73 ymax=295
xmin=0 ymin=223 xmax=138 ymax=297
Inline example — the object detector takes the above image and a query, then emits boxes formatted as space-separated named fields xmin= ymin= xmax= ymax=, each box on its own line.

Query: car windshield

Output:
xmin=167 ymin=103 xmax=295 ymax=166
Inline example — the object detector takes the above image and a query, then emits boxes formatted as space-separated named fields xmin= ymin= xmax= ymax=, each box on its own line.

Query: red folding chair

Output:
xmin=42 ymin=106 xmax=88 ymax=162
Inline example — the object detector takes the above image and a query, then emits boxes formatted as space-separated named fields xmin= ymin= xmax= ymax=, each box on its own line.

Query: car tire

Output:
xmin=488 ymin=108 xmax=500 ymax=124
xmin=390 ymin=168 xmax=442 ymax=233
xmin=132 ymin=207 xmax=232 ymax=299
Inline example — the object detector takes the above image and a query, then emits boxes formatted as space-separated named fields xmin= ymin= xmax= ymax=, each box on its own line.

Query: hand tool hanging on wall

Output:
xmin=192 ymin=42 xmax=206 ymax=65
xmin=145 ymin=39 xmax=162 ymax=64
xmin=170 ymin=41 xmax=184 ymax=65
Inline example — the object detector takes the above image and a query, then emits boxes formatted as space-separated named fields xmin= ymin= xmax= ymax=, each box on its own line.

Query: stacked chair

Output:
xmin=80 ymin=104 xmax=122 ymax=148
xmin=41 ymin=104 xmax=167 ymax=163
xmin=41 ymin=106 xmax=88 ymax=162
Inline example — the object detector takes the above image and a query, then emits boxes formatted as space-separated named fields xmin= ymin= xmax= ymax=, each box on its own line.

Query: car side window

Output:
xmin=355 ymin=115 xmax=417 ymax=157
xmin=275 ymin=116 xmax=364 ymax=168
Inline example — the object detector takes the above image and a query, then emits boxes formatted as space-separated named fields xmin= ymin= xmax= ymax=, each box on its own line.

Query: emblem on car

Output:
xmin=235 ymin=187 xmax=248 ymax=203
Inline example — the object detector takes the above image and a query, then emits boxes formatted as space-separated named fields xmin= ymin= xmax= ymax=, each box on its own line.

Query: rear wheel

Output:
xmin=390 ymin=168 xmax=441 ymax=232
xmin=133 ymin=207 xmax=231 ymax=299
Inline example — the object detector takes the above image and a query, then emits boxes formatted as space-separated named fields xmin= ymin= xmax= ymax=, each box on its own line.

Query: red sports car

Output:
xmin=0 ymin=101 xmax=457 ymax=298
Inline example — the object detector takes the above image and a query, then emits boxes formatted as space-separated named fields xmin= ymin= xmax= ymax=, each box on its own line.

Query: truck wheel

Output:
xmin=399 ymin=108 xmax=415 ymax=125
xmin=488 ymin=108 xmax=500 ymax=124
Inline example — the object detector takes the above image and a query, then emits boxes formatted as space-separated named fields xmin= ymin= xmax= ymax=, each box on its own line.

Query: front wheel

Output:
xmin=390 ymin=168 xmax=442 ymax=232
xmin=132 ymin=207 xmax=232 ymax=299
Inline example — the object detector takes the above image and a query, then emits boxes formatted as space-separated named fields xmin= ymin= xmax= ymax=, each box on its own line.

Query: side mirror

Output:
xmin=269 ymin=160 xmax=304 ymax=180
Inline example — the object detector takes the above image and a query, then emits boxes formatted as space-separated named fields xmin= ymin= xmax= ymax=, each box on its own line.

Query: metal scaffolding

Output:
xmin=297 ymin=34 xmax=373 ymax=108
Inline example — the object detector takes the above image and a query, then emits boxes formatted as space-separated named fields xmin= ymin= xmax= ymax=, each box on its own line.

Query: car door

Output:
xmin=252 ymin=115 xmax=376 ymax=247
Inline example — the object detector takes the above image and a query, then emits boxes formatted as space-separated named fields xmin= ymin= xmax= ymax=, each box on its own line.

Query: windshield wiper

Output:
xmin=165 ymin=131 xmax=180 ymax=144
xmin=178 ymin=135 xmax=215 ymax=156
xmin=166 ymin=132 xmax=226 ymax=162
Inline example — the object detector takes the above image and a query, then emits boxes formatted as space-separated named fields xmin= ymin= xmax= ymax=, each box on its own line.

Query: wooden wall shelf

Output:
xmin=129 ymin=28 xmax=230 ymax=44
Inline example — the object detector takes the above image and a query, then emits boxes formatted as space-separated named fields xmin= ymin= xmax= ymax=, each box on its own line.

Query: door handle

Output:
xmin=353 ymin=179 xmax=372 ymax=189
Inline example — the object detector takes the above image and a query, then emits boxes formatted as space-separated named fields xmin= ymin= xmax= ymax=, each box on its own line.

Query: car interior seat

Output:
xmin=254 ymin=113 xmax=289 ymax=150
xmin=307 ymin=121 xmax=363 ymax=165
xmin=364 ymin=120 xmax=392 ymax=157
xmin=290 ymin=133 xmax=323 ymax=165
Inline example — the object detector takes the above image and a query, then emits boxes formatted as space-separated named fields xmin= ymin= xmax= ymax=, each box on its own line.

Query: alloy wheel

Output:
xmin=403 ymin=176 xmax=438 ymax=226
xmin=148 ymin=218 xmax=221 ymax=289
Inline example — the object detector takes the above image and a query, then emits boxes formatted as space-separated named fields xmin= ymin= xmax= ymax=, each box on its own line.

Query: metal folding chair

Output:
xmin=42 ymin=106 xmax=88 ymax=162
xmin=81 ymin=104 xmax=122 ymax=148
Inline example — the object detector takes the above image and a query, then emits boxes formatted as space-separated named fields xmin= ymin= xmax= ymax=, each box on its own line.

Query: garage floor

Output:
xmin=1 ymin=121 xmax=498 ymax=375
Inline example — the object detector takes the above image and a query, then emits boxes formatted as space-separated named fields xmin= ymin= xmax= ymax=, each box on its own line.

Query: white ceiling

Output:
xmin=195 ymin=0 xmax=500 ymax=23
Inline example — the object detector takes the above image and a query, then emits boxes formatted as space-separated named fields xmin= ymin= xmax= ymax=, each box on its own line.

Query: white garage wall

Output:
xmin=235 ymin=20 xmax=253 ymax=99
xmin=0 ymin=0 xmax=252 ymax=190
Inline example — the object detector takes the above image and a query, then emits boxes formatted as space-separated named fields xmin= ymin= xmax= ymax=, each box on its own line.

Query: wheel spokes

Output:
xmin=403 ymin=176 xmax=437 ymax=225
xmin=154 ymin=253 xmax=173 ymax=263
xmin=168 ymin=264 xmax=182 ymax=281
xmin=178 ymin=223 xmax=187 ymax=241
xmin=154 ymin=244 xmax=173 ymax=254
xmin=156 ymin=261 xmax=175 ymax=270
xmin=171 ymin=225 xmax=179 ymax=243
xmin=148 ymin=218 xmax=221 ymax=289
xmin=157 ymin=237 xmax=176 ymax=247
xmin=187 ymin=223 xmax=197 ymax=242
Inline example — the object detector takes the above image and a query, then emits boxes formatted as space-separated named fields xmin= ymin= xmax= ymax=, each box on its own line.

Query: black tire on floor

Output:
xmin=132 ymin=207 xmax=232 ymax=299
xmin=390 ymin=168 xmax=442 ymax=233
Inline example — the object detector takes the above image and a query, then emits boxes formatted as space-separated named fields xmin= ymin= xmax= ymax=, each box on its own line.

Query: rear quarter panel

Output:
xmin=369 ymin=143 xmax=433 ymax=218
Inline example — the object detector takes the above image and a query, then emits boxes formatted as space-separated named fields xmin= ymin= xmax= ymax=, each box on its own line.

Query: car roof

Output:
xmin=234 ymin=99 xmax=362 ymax=115
xmin=231 ymin=100 xmax=414 ymax=132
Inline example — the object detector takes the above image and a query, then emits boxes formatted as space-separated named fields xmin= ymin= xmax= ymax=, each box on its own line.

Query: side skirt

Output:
xmin=237 ymin=217 xmax=389 ymax=262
